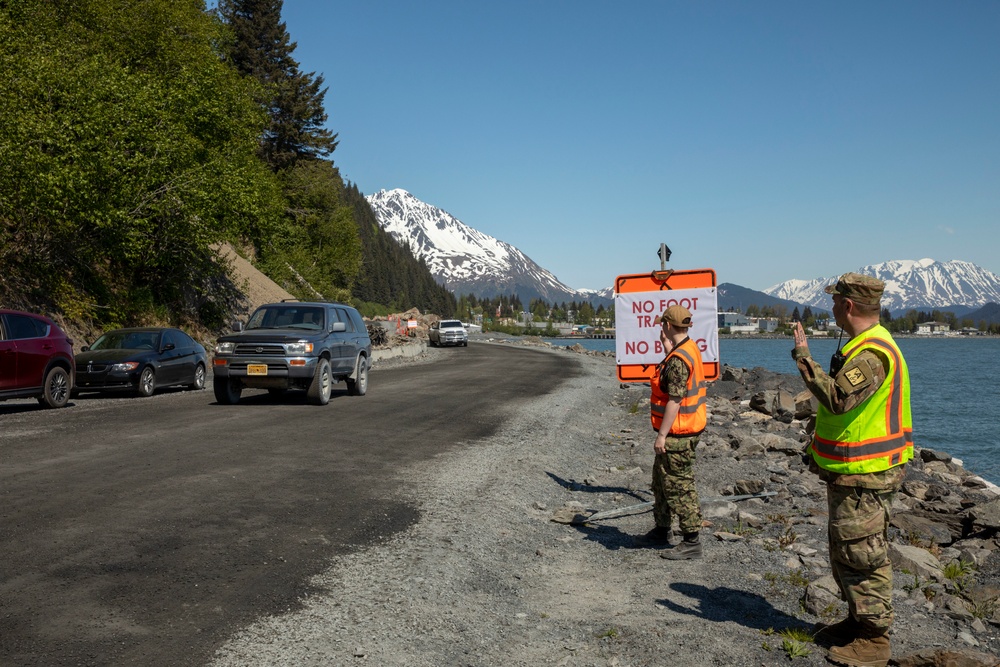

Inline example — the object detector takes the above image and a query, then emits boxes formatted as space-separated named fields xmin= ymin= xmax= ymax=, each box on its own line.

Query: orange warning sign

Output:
xmin=614 ymin=268 xmax=719 ymax=383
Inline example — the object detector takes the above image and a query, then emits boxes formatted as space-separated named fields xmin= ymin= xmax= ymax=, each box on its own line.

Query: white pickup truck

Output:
xmin=428 ymin=319 xmax=469 ymax=347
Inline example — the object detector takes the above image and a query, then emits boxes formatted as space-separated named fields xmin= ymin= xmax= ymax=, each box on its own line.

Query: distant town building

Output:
xmin=915 ymin=321 xmax=951 ymax=335
xmin=820 ymin=320 xmax=844 ymax=335
xmin=718 ymin=311 xmax=779 ymax=334
xmin=718 ymin=311 xmax=748 ymax=327
xmin=718 ymin=311 xmax=755 ymax=334
xmin=755 ymin=317 xmax=779 ymax=333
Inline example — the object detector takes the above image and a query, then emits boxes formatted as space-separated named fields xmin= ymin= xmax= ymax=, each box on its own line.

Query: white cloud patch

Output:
xmin=937 ymin=225 xmax=956 ymax=235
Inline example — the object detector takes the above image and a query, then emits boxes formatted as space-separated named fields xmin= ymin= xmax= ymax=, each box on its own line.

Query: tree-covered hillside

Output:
xmin=345 ymin=183 xmax=456 ymax=317
xmin=0 ymin=0 xmax=454 ymax=329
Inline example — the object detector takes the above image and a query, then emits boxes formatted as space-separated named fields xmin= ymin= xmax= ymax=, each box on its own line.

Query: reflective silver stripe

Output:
xmin=668 ymin=345 xmax=707 ymax=414
xmin=859 ymin=338 xmax=904 ymax=435
xmin=672 ymin=348 xmax=701 ymax=400
xmin=812 ymin=431 xmax=912 ymax=460
xmin=678 ymin=397 xmax=706 ymax=414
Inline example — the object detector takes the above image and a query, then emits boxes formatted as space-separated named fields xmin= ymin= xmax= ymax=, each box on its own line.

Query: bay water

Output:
xmin=544 ymin=335 xmax=1000 ymax=485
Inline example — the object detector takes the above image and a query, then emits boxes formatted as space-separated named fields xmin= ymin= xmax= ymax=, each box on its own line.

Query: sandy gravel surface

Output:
xmin=211 ymin=342 xmax=1000 ymax=667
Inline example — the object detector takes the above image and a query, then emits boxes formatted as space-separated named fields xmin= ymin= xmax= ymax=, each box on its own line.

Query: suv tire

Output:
xmin=214 ymin=378 xmax=242 ymax=405
xmin=347 ymin=356 xmax=368 ymax=396
xmin=307 ymin=358 xmax=332 ymax=405
xmin=37 ymin=366 xmax=71 ymax=409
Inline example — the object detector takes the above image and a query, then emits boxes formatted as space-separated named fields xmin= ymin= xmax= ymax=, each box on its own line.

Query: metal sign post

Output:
xmin=658 ymin=243 xmax=671 ymax=270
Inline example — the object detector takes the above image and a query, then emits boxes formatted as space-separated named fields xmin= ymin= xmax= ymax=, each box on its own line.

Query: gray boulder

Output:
xmin=891 ymin=512 xmax=956 ymax=546
xmin=802 ymin=574 xmax=842 ymax=616
xmin=966 ymin=497 xmax=1000 ymax=531
xmin=890 ymin=543 xmax=945 ymax=582
xmin=893 ymin=647 xmax=1000 ymax=667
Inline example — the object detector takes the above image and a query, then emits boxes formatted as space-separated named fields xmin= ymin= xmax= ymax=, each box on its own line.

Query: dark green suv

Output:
xmin=212 ymin=301 xmax=371 ymax=405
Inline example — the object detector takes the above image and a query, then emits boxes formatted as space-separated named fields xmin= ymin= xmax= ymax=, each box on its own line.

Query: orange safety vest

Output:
xmin=650 ymin=337 xmax=707 ymax=436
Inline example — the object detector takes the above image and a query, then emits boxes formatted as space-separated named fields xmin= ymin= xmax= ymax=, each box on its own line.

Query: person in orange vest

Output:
xmin=791 ymin=273 xmax=912 ymax=667
xmin=633 ymin=305 xmax=708 ymax=560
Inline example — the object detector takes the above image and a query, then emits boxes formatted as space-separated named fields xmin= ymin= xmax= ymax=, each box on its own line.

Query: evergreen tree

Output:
xmin=257 ymin=160 xmax=360 ymax=301
xmin=216 ymin=0 xmax=337 ymax=171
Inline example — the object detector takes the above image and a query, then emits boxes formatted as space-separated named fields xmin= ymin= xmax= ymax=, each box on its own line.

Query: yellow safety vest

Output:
xmin=650 ymin=337 xmax=707 ymax=436
xmin=812 ymin=324 xmax=913 ymax=473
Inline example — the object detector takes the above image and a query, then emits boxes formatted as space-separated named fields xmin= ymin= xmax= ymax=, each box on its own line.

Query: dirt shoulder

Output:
xmin=211 ymin=342 xmax=1000 ymax=667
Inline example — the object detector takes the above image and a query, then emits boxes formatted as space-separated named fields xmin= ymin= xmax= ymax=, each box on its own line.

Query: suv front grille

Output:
xmin=233 ymin=343 xmax=287 ymax=356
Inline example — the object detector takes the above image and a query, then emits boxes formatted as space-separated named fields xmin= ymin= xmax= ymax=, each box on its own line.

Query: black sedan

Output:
xmin=74 ymin=328 xmax=208 ymax=397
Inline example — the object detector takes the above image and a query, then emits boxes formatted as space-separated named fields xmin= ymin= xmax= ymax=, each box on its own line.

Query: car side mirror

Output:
xmin=162 ymin=343 xmax=175 ymax=352
xmin=330 ymin=322 xmax=347 ymax=333
xmin=232 ymin=321 xmax=244 ymax=332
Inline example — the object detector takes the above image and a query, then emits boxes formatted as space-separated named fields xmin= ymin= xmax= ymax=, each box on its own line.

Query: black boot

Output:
xmin=632 ymin=525 xmax=673 ymax=547
xmin=660 ymin=532 xmax=702 ymax=560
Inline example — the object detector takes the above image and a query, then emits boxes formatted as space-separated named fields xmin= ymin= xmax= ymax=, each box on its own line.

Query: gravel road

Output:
xmin=211 ymin=341 xmax=1000 ymax=667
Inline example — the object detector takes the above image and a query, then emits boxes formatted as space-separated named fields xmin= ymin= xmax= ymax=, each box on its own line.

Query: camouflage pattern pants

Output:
xmin=652 ymin=436 xmax=702 ymax=535
xmin=827 ymin=484 xmax=895 ymax=632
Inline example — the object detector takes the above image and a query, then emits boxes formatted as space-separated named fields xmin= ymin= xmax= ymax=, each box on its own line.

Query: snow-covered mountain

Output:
xmin=365 ymin=189 xmax=611 ymax=305
xmin=763 ymin=259 xmax=1000 ymax=313
xmin=365 ymin=189 xmax=1000 ymax=314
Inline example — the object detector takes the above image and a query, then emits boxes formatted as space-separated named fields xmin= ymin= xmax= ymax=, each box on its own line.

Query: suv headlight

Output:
xmin=286 ymin=341 xmax=314 ymax=355
xmin=216 ymin=342 xmax=235 ymax=354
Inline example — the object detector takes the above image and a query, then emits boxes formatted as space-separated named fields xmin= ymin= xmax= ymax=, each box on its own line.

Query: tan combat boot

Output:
xmin=826 ymin=633 xmax=890 ymax=667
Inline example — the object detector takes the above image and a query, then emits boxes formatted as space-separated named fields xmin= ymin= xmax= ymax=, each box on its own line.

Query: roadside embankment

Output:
xmin=371 ymin=339 xmax=428 ymax=363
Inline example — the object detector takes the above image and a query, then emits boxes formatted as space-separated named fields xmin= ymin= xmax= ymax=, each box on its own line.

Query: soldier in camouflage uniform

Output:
xmin=634 ymin=305 xmax=708 ymax=560
xmin=792 ymin=273 xmax=912 ymax=667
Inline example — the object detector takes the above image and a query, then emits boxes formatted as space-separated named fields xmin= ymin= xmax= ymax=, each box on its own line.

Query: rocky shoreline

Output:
xmin=213 ymin=340 xmax=1000 ymax=667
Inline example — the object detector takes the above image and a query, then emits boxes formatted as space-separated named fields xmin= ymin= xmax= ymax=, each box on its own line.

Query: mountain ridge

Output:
xmin=366 ymin=189 xmax=612 ymax=306
xmin=764 ymin=259 xmax=1000 ymax=313
xmin=365 ymin=189 xmax=1000 ymax=316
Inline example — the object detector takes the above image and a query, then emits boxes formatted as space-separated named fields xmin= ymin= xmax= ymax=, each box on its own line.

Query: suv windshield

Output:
xmin=247 ymin=306 xmax=325 ymax=331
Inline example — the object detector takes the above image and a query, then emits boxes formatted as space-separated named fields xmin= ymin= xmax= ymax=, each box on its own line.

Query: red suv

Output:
xmin=0 ymin=309 xmax=75 ymax=408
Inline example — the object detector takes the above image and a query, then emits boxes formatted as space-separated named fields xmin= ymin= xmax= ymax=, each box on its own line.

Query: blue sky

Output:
xmin=279 ymin=1 xmax=1000 ymax=292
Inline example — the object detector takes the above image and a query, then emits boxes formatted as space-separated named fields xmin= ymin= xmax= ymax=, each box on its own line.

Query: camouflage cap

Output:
xmin=656 ymin=305 xmax=693 ymax=328
xmin=824 ymin=272 xmax=885 ymax=306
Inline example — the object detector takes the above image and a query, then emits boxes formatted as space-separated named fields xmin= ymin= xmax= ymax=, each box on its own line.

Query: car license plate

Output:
xmin=247 ymin=364 xmax=268 ymax=376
